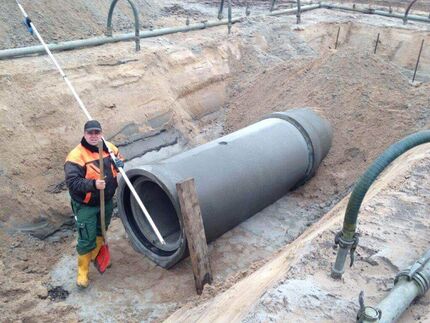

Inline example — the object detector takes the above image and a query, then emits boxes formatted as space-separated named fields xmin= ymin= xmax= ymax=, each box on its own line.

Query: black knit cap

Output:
xmin=84 ymin=120 xmax=102 ymax=132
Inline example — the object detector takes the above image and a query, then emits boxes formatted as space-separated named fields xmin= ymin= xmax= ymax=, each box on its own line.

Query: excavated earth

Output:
xmin=0 ymin=1 xmax=430 ymax=322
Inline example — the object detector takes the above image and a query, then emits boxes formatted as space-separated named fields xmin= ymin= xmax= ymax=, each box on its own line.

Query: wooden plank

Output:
xmin=176 ymin=178 xmax=213 ymax=295
xmin=165 ymin=144 xmax=430 ymax=322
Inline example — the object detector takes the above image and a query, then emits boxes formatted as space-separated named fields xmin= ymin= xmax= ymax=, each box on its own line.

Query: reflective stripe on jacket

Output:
xmin=64 ymin=137 xmax=123 ymax=206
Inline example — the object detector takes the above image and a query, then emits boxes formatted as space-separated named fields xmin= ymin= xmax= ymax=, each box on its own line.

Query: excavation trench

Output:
xmin=2 ymin=5 xmax=430 ymax=322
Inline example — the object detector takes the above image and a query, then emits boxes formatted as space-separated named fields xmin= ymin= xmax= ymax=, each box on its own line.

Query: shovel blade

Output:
xmin=94 ymin=244 xmax=110 ymax=274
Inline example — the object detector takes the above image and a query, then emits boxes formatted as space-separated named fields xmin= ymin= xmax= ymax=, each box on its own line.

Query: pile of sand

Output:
xmin=226 ymin=46 xmax=430 ymax=205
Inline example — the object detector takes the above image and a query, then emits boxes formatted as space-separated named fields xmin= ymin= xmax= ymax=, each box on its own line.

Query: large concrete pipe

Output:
xmin=117 ymin=108 xmax=332 ymax=268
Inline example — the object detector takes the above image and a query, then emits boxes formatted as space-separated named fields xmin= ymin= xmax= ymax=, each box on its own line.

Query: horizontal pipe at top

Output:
xmin=2 ymin=3 xmax=429 ymax=60
xmin=320 ymin=3 xmax=430 ymax=23
xmin=0 ymin=4 xmax=320 ymax=60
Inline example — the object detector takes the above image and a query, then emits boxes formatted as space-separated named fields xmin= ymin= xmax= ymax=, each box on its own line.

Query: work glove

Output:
xmin=24 ymin=17 xmax=33 ymax=35
xmin=112 ymin=157 xmax=124 ymax=171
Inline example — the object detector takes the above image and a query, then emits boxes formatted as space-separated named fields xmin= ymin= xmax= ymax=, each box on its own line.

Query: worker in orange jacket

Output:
xmin=64 ymin=120 xmax=124 ymax=288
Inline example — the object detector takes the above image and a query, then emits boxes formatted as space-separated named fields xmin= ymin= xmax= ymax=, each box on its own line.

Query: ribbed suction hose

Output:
xmin=332 ymin=130 xmax=430 ymax=279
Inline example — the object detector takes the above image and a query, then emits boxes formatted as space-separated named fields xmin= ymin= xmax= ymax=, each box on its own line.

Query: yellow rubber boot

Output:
xmin=91 ymin=236 xmax=104 ymax=261
xmin=76 ymin=252 xmax=92 ymax=288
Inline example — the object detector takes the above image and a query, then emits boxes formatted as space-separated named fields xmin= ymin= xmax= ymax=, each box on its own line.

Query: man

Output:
xmin=65 ymin=120 xmax=124 ymax=288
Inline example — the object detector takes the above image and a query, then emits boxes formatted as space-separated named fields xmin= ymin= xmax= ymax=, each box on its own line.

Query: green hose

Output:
xmin=332 ymin=130 xmax=430 ymax=279
xmin=343 ymin=130 xmax=430 ymax=240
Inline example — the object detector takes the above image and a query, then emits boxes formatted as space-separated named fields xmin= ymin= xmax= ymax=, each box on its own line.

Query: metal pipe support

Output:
xmin=404 ymin=0 xmax=419 ymax=24
xmin=270 ymin=0 xmax=277 ymax=12
xmin=297 ymin=0 xmax=302 ymax=24
xmin=218 ymin=0 xmax=225 ymax=20
xmin=106 ymin=0 xmax=141 ymax=51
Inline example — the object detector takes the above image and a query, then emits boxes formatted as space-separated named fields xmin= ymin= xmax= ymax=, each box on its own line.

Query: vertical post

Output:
xmin=335 ymin=26 xmax=341 ymax=49
xmin=98 ymin=141 xmax=106 ymax=239
xmin=227 ymin=0 xmax=232 ymax=34
xmin=296 ymin=0 xmax=301 ymax=24
xmin=270 ymin=0 xmax=276 ymax=12
xmin=412 ymin=39 xmax=425 ymax=83
xmin=218 ymin=0 xmax=224 ymax=20
xmin=176 ymin=178 xmax=213 ymax=295
xmin=374 ymin=33 xmax=380 ymax=54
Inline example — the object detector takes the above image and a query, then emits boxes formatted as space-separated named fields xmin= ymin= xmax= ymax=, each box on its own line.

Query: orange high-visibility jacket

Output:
xmin=64 ymin=138 xmax=123 ymax=206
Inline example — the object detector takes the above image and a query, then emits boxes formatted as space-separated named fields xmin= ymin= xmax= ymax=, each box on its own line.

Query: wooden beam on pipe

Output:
xmin=176 ymin=178 xmax=213 ymax=295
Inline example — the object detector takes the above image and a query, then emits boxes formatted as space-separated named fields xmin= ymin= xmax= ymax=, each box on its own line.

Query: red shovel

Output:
xmin=95 ymin=140 xmax=110 ymax=274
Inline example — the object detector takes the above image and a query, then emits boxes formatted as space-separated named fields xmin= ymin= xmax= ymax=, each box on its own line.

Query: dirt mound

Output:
xmin=226 ymin=46 xmax=430 ymax=204
xmin=0 ymin=16 xmax=235 ymax=230
xmin=0 ymin=0 xmax=162 ymax=50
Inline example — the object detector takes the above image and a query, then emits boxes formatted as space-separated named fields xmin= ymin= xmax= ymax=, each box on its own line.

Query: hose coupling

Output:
xmin=24 ymin=17 xmax=33 ymax=35
xmin=356 ymin=291 xmax=381 ymax=322
xmin=331 ymin=231 xmax=359 ymax=279
xmin=395 ymin=251 xmax=430 ymax=296
xmin=336 ymin=231 xmax=360 ymax=267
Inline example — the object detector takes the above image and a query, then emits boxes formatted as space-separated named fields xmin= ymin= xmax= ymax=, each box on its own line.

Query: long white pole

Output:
xmin=16 ymin=0 xmax=165 ymax=245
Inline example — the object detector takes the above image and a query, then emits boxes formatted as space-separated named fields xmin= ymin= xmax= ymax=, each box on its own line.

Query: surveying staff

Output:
xmin=64 ymin=120 xmax=124 ymax=288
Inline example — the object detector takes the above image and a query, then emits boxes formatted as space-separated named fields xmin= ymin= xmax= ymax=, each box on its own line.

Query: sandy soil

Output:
xmin=245 ymin=147 xmax=430 ymax=322
xmin=165 ymin=144 xmax=430 ymax=322
xmin=1 ymin=2 xmax=430 ymax=322
xmin=2 ymin=0 xmax=429 ymax=49
xmin=0 ymin=0 xmax=165 ymax=50
xmin=225 ymin=25 xmax=430 ymax=215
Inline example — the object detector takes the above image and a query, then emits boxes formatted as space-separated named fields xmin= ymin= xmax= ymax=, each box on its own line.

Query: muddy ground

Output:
xmin=1 ymin=1 xmax=430 ymax=322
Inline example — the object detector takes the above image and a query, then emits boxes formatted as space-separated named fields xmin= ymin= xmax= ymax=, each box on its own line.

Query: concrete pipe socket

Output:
xmin=117 ymin=108 xmax=332 ymax=268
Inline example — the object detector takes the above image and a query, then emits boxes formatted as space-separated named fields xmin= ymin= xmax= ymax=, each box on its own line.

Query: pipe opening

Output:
xmin=124 ymin=176 xmax=181 ymax=255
